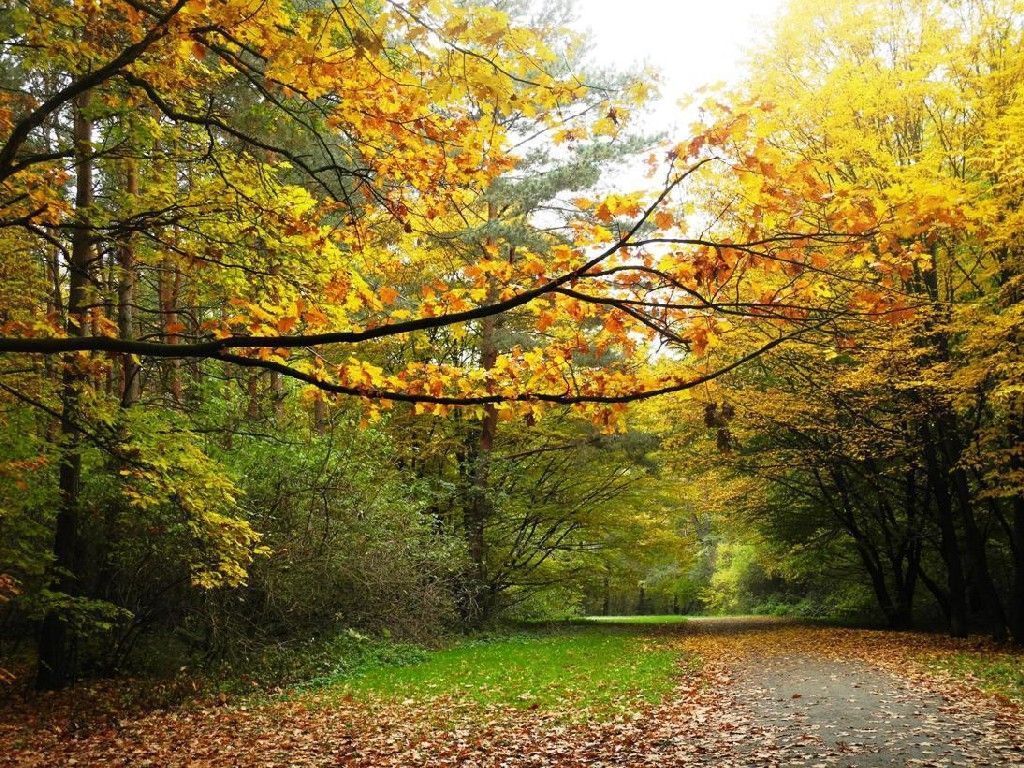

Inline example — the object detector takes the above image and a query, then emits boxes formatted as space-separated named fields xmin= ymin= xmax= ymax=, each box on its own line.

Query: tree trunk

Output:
xmin=889 ymin=469 xmax=922 ymax=630
xmin=917 ymin=563 xmax=952 ymax=621
xmin=891 ymin=539 xmax=920 ymax=630
xmin=995 ymin=379 xmax=1023 ymax=643
xmin=312 ymin=393 xmax=329 ymax=433
xmin=922 ymin=425 xmax=969 ymax=637
xmin=158 ymin=253 xmax=181 ymax=402
xmin=118 ymin=156 xmax=141 ymax=407
xmin=463 ymin=336 xmax=497 ymax=622
xmin=246 ymin=374 xmax=261 ymax=420
xmin=855 ymin=541 xmax=897 ymax=625
xmin=271 ymin=371 xmax=285 ymax=420
xmin=36 ymin=94 xmax=94 ymax=691
xmin=942 ymin=420 xmax=1006 ymax=639
xmin=1010 ymin=453 xmax=1024 ymax=643
xmin=461 ymin=207 xmax=501 ymax=623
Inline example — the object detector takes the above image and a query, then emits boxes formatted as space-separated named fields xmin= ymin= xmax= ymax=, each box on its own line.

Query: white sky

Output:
xmin=572 ymin=0 xmax=789 ymax=136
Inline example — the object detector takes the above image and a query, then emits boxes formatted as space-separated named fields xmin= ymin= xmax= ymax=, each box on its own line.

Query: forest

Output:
xmin=1 ymin=0 xmax=1024 ymax=764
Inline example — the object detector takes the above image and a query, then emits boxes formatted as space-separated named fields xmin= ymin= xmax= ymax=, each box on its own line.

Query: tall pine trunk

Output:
xmin=463 ymin=315 xmax=497 ymax=623
xmin=462 ymin=205 xmax=500 ymax=623
xmin=36 ymin=94 xmax=93 ymax=690
xmin=118 ymin=155 xmax=140 ymax=406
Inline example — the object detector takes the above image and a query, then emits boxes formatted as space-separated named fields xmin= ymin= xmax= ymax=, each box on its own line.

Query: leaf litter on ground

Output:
xmin=2 ymin=619 xmax=1023 ymax=767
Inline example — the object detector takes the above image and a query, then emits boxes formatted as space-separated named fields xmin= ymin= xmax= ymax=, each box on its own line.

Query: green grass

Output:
xmin=580 ymin=615 xmax=690 ymax=625
xmin=928 ymin=651 xmax=1024 ymax=704
xmin=308 ymin=626 xmax=686 ymax=720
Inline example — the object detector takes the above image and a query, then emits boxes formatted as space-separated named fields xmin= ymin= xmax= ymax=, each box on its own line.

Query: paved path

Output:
xmin=735 ymin=652 xmax=1008 ymax=766
xmin=668 ymin=618 xmax=1024 ymax=767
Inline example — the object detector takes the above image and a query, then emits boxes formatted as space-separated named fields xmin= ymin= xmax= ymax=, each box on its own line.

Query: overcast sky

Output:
xmin=572 ymin=0 xmax=788 ymax=135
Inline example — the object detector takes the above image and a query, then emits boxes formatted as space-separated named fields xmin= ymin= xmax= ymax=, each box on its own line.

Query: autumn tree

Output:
xmin=671 ymin=0 xmax=1024 ymax=640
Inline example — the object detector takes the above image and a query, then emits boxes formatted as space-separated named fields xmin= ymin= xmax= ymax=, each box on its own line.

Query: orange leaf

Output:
xmin=654 ymin=210 xmax=675 ymax=230
xmin=302 ymin=307 xmax=328 ymax=326
xmin=603 ymin=313 xmax=625 ymax=336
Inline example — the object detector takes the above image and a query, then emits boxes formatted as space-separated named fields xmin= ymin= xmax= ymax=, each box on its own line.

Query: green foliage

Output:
xmin=0 ymin=410 xmax=55 ymax=609
xmin=209 ymin=629 xmax=432 ymax=695
xmin=0 ymin=396 xmax=269 ymax=668
xmin=113 ymin=407 xmax=263 ymax=590
xmin=1 ymin=378 xmax=467 ymax=675
xmin=702 ymin=542 xmax=765 ymax=614
xmin=501 ymin=584 xmax=586 ymax=622
xmin=212 ymin=410 xmax=463 ymax=643
xmin=745 ymin=586 xmax=877 ymax=621
xmin=26 ymin=591 xmax=132 ymax=637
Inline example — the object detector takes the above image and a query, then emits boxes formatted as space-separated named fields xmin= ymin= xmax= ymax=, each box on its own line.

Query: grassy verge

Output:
xmin=307 ymin=624 xmax=687 ymax=720
xmin=580 ymin=615 xmax=690 ymax=625
xmin=926 ymin=650 xmax=1024 ymax=704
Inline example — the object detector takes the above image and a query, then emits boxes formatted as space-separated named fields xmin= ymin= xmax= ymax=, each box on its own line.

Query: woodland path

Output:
xmin=698 ymin=618 xmax=1024 ymax=767
xmin=3 ymin=618 xmax=1023 ymax=767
